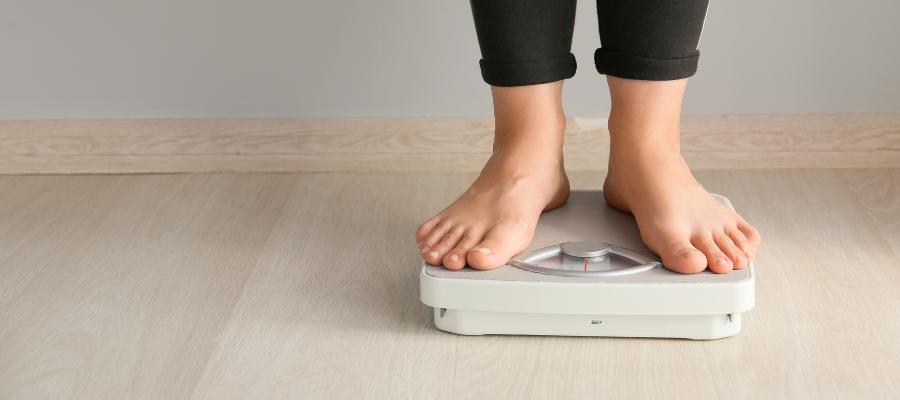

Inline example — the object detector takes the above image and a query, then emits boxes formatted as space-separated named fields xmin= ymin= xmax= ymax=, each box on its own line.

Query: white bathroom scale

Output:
xmin=419 ymin=191 xmax=755 ymax=340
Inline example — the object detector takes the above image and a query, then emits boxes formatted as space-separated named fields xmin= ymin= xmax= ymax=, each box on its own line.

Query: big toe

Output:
xmin=465 ymin=222 xmax=532 ymax=270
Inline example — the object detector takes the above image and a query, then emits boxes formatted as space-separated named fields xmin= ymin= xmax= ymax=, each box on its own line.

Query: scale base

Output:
xmin=421 ymin=191 xmax=754 ymax=340
xmin=434 ymin=308 xmax=742 ymax=340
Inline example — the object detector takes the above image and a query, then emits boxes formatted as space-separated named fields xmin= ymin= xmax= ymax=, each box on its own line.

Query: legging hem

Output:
xmin=594 ymin=48 xmax=700 ymax=81
xmin=479 ymin=53 xmax=577 ymax=87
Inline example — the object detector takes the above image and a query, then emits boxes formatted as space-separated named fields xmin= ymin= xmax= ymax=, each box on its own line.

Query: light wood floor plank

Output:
xmin=189 ymin=173 xmax=463 ymax=400
xmin=0 ymin=174 xmax=293 ymax=399
xmin=839 ymin=169 xmax=900 ymax=258
xmin=0 ymin=176 xmax=118 ymax=317
xmin=453 ymin=335 xmax=719 ymax=400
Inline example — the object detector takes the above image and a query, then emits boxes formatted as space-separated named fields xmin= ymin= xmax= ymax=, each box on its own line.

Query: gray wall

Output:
xmin=1 ymin=0 xmax=898 ymax=119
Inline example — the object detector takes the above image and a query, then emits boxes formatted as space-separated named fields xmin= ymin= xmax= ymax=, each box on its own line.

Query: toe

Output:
xmin=659 ymin=241 xmax=708 ymax=274
xmin=416 ymin=215 xmax=441 ymax=243
xmin=444 ymin=231 xmax=483 ymax=270
xmin=737 ymin=220 xmax=762 ymax=250
xmin=726 ymin=225 xmax=756 ymax=263
xmin=714 ymin=231 xmax=748 ymax=270
xmin=419 ymin=221 xmax=451 ymax=255
xmin=694 ymin=235 xmax=733 ymax=274
xmin=466 ymin=221 xmax=532 ymax=270
xmin=425 ymin=227 xmax=464 ymax=265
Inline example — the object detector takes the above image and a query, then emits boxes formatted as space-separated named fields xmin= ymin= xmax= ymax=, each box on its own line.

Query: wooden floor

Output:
xmin=1 ymin=169 xmax=899 ymax=399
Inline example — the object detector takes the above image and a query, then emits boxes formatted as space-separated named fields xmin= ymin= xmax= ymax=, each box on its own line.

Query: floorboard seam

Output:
xmin=702 ymin=344 xmax=722 ymax=400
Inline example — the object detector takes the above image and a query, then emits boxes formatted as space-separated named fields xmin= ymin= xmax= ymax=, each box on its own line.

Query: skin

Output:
xmin=415 ymin=76 xmax=761 ymax=274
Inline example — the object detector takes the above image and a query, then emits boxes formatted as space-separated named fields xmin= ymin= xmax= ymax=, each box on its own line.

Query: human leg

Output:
xmin=595 ymin=0 xmax=762 ymax=273
xmin=415 ymin=0 xmax=577 ymax=270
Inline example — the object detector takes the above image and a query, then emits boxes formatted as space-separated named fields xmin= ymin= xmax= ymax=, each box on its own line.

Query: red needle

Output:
xmin=584 ymin=258 xmax=587 ymax=271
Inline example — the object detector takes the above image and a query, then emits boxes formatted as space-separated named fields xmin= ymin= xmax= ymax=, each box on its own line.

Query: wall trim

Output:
xmin=0 ymin=114 xmax=897 ymax=174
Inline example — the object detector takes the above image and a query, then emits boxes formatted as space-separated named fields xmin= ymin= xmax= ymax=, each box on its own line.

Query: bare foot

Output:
xmin=416 ymin=82 xmax=570 ymax=270
xmin=603 ymin=147 xmax=761 ymax=273
xmin=603 ymin=77 xmax=762 ymax=274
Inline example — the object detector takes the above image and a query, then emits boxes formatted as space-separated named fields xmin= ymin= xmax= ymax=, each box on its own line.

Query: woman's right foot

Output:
xmin=415 ymin=82 xmax=570 ymax=270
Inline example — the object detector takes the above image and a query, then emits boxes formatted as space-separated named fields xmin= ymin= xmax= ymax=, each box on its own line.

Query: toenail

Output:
xmin=417 ymin=241 xmax=422 ymax=248
xmin=421 ymin=246 xmax=430 ymax=253
xmin=716 ymin=257 xmax=728 ymax=266
xmin=428 ymin=251 xmax=439 ymax=258
xmin=736 ymin=253 xmax=746 ymax=261
xmin=681 ymin=249 xmax=701 ymax=257
xmin=473 ymin=248 xmax=492 ymax=255
xmin=449 ymin=254 xmax=459 ymax=261
xmin=746 ymin=250 xmax=755 ymax=259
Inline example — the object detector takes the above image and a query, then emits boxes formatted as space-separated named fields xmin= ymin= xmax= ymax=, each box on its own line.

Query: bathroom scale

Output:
xmin=419 ymin=191 xmax=755 ymax=340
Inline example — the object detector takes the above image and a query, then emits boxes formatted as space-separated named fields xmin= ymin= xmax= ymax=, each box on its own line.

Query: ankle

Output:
xmin=609 ymin=112 xmax=680 ymax=148
xmin=492 ymin=127 xmax=566 ymax=160
xmin=485 ymin=144 xmax=566 ymax=182
xmin=605 ymin=76 xmax=686 ymax=154
xmin=491 ymin=112 xmax=566 ymax=162
xmin=490 ymin=81 xmax=567 ymax=154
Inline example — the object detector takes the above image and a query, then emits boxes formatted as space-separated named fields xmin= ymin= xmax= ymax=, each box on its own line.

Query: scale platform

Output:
xmin=419 ymin=191 xmax=755 ymax=340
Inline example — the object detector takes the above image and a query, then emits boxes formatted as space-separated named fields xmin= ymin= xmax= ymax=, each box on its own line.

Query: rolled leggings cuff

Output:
xmin=479 ymin=53 xmax=577 ymax=87
xmin=594 ymin=48 xmax=699 ymax=81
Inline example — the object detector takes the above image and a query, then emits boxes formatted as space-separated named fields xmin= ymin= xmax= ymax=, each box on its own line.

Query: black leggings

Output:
xmin=470 ymin=0 xmax=710 ymax=86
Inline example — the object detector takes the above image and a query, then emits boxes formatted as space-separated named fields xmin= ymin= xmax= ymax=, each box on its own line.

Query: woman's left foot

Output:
xmin=602 ymin=76 xmax=762 ymax=274
xmin=603 ymin=134 xmax=762 ymax=274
